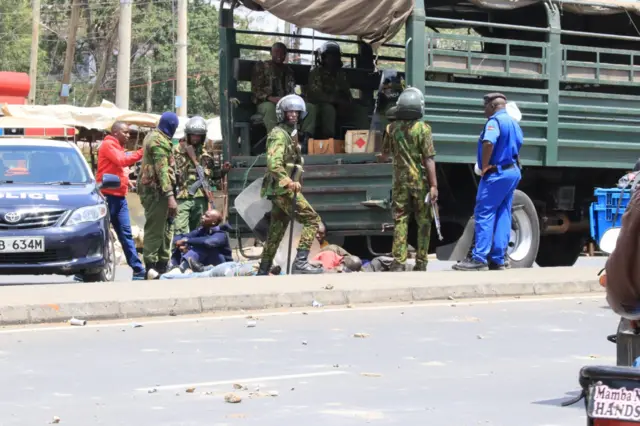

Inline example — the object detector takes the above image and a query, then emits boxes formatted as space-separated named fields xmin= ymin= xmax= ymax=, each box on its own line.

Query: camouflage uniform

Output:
xmin=381 ymin=120 xmax=436 ymax=271
xmin=260 ymin=124 xmax=321 ymax=264
xmin=137 ymin=129 xmax=176 ymax=267
xmin=251 ymin=61 xmax=316 ymax=135
xmin=306 ymin=66 xmax=369 ymax=138
xmin=172 ymin=142 xmax=220 ymax=235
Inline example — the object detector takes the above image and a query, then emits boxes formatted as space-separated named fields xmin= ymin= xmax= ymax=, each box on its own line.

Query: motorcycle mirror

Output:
xmin=599 ymin=227 xmax=621 ymax=255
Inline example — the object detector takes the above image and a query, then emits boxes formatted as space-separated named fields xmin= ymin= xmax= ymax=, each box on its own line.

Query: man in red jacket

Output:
xmin=96 ymin=121 xmax=146 ymax=280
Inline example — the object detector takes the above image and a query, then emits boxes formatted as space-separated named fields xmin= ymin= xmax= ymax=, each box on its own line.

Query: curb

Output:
xmin=0 ymin=277 xmax=603 ymax=326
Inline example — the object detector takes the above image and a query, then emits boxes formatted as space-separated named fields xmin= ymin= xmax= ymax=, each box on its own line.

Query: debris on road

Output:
xmin=186 ymin=387 xmax=196 ymax=393
xmin=246 ymin=320 xmax=257 ymax=328
xmin=476 ymin=334 xmax=485 ymax=340
xmin=51 ymin=416 xmax=61 ymax=424
xmin=347 ymin=304 xmax=354 ymax=309
xmin=324 ymin=284 xmax=334 ymax=290
xmin=148 ymin=388 xmax=158 ymax=394
xmin=233 ymin=383 xmax=248 ymax=391
xmin=353 ymin=332 xmax=370 ymax=338
xmin=312 ymin=300 xmax=323 ymax=308
xmin=69 ymin=317 xmax=86 ymax=326
xmin=225 ymin=393 xmax=242 ymax=403
xmin=131 ymin=322 xmax=143 ymax=328
xmin=302 ymin=340 xmax=308 ymax=345
xmin=360 ymin=372 xmax=382 ymax=377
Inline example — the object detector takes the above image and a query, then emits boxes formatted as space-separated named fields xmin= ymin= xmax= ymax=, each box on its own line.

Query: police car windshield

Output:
xmin=0 ymin=145 xmax=90 ymax=185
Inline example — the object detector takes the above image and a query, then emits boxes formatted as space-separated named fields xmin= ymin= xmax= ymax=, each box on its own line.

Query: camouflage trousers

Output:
xmin=139 ymin=190 xmax=174 ymax=266
xmin=261 ymin=192 xmax=321 ymax=263
xmin=392 ymin=183 xmax=432 ymax=269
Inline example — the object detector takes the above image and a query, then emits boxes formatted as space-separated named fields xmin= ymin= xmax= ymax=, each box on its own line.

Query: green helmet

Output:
xmin=395 ymin=87 xmax=425 ymax=120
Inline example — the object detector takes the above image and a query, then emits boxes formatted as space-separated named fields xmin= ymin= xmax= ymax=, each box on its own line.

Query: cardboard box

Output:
xmin=345 ymin=130 xmax=381 ymax=154
xmin=308 ymin=138 xmax=345 ymax=155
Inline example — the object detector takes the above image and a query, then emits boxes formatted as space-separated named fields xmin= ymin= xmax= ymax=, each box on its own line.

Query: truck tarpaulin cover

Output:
xmin=468 ymin=0 xmax=640 ymax=15
xmin=240 ymin=0 xmax=413 ymax=48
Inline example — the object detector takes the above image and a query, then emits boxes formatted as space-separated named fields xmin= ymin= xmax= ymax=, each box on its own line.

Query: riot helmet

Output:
xmin=395 ymin=87 xmax=425 ymax=120
xmin=276 ymin=94 xmax=307 ymax=124
xmin=184 ymin=116 xmax=207 ymax=144
xmin=319 ymin=41 xmax=342 ymax=68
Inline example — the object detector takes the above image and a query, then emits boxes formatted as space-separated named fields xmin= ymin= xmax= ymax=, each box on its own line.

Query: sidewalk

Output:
xmin=0 ymin=266 xmax=603 ymax=325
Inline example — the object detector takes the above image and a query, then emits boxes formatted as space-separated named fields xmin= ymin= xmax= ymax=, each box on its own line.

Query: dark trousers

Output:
xmin=105 ymin=195 xmax=145 ymax=274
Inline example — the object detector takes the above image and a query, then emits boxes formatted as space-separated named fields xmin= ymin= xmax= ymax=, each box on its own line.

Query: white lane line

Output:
xmin=0 ymin=294 xmax=604 ymax=335
xmin=134 ymin=370 xmax=349 ymax=392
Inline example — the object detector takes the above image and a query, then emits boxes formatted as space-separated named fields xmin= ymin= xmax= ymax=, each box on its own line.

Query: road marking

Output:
xmin=134 ymin=370 xmax=349 ymax=392
xmin=0 ymin=294 xmax=604 ymax=335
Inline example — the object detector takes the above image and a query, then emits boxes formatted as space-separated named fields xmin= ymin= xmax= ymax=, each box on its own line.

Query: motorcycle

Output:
xmin=563 ymin=227 xmax=640 ymax=425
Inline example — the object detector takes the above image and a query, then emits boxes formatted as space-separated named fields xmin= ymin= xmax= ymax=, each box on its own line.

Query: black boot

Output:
xmin=390 ymin=260 xmax=405 ymax=272
xmin=155 ymin=261 xmax=169 ymax=275
xmin=291 ymin=250 xmax=323 ymax=274
xmin=187 ymin=258 xmax=205 ymax=273
xmin=452 ymin=258 xmax=489 ymax=271
xmin=256 ymin=259 xmax=272 ymax=276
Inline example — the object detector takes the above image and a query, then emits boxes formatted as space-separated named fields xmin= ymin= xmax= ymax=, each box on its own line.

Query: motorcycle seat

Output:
xmin=581 ymin=365 xmax=640 ymax=382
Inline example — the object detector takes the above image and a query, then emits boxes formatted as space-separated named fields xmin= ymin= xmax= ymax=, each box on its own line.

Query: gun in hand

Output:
xmin=184 ymin=144 xmax=215 ymax=210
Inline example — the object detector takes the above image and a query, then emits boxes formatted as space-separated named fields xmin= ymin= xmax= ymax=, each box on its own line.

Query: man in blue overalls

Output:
xmin=453 ymin=93 xmax=523 ymax=271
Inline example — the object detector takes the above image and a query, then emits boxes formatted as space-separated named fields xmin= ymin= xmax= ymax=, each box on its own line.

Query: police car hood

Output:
xmin=0 ymin=184 xmax=101 ymax=211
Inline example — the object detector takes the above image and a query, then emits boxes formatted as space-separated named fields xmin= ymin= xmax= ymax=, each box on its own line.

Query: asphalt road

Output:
xmin=0 ymin=255 xmax=608 ymax=285
xmin=0 ymin=295 xmax=617 ymax=425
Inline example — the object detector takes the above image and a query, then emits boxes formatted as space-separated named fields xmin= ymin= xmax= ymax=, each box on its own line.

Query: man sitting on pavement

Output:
xmin=169 ymin=209 xmax=233 ymax=274
xmin=316 ymin=221 xmax=351 ymax=256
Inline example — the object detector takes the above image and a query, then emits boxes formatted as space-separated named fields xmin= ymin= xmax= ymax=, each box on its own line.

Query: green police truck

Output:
xmin=219 ymin=0 xmax=640 ymax=268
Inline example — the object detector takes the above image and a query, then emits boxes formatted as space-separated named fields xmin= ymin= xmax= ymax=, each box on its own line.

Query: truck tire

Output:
xmin=507 ymin=190 xmax=540 ymax=268
xmin=80 ymin=236 xmax=117 ymax=283
xmin=535 ymin=234 xmax=583 ymax=267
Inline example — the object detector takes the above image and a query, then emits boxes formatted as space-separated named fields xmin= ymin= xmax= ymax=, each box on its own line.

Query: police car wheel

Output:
xmin=507 ymin=190 xmax=540 ymax=268
xmin=80 ymin=236 xmax=117 ymax=282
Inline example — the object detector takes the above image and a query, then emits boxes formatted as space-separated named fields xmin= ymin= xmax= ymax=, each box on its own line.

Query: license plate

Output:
xmin=0 ymin=237 xmax=45 ymax=253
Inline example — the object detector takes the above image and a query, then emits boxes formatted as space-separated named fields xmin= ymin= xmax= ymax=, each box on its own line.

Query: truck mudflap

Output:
xmin=435 ymin=204 xmax=525 ymax=262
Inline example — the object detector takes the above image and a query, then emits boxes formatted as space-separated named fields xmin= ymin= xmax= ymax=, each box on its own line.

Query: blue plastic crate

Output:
xmin=590 ymin=187 xmax=631 ymax=244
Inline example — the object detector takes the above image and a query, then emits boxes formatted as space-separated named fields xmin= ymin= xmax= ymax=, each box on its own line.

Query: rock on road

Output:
xmin=0 ymin=294 xmax=617 ymax=425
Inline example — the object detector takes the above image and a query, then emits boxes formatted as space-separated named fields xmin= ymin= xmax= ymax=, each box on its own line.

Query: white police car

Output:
xmin=0 ymin=137 xmax=119 ymax=281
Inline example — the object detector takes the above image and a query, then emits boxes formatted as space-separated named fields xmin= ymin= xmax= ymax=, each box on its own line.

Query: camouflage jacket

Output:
xmin=173 ymin=142 xmax=220 ymax=199
xmin=137 ymin=129 xmax=176 ymax=197
xmin=306 ymin=66 xmax=352 ymax=104
xmin=261 ymin=124 xmax=303 ymax=198
xmin=381 ymin=120 xmax=436 ymax=187
xmin=251 ymin=60 xmax=296 ymax=105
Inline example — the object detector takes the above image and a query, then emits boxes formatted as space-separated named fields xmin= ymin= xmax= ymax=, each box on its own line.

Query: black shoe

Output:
xmin=488 ymin=262 xmax=506 ymax=271
xmin=187 ymin=258 xmax=205 ymax=273
xmin=452 ymin=258 xmax=489 ymax=271
xmin=155 ymin=261 xmax=169 ymax=275
xmin=291 ymin=250 xmax=324 ymax=274
xmin=256 ymin=259 xmax=272 ymax=276
xmin=413 ymin=261 xmax=427 ymax=272
xmin=390 ymin=261 xmax=406 ymax=272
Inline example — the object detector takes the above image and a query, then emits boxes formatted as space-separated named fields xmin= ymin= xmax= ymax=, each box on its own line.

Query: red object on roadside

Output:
xmin=0 ymin=72 xmax=30 ymax=105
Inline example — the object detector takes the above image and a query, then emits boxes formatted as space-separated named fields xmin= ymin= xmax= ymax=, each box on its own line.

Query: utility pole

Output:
xmin=146 ymin=65 xmax=152 ymax=113
xmin=115 ymin=0 xmax=132 ymax=110
xmin=59 ymin=0 xmax=81 ymax=104
xmin=28 ymin=0 xmax=41 ymax=105
xmin=284 ymin=21 xmax=291 ymax=50
xmin=176 ymin=0 xmax=188 ymax=117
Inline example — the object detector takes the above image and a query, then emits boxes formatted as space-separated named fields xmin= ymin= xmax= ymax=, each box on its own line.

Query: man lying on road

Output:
xmin=167 ymin=209 xmax=233 ymax=275
xmin=161 ymin=261 xmax=282 ymax=279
